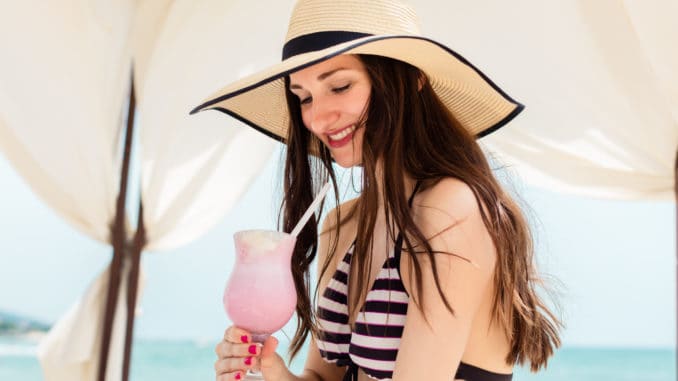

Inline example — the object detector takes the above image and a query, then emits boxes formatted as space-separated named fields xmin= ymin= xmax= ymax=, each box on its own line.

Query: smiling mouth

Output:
xmin=328 ymin=125 xmax=356 ymax=142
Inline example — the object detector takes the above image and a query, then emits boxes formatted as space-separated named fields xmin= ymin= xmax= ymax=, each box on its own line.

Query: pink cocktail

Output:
xmin=224 ymin=229 xmax=297 ymax=344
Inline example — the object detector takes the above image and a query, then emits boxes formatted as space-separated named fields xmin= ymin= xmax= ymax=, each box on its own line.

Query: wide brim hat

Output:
xmin=191 ymin=0 xmax=524 ymax=143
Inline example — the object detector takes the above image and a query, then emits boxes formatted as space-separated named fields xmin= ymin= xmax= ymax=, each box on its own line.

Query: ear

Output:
xmin=417 ymin=72 xmax=427 ymax=91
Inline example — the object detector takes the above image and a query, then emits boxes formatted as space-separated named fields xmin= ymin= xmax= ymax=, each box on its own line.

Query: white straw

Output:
xmin=290 ymin=182 xmax=332 ymax=237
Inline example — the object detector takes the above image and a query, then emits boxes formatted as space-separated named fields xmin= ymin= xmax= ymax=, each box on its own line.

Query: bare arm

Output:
xmin=392 ymin=179 xmax=496 ymax=380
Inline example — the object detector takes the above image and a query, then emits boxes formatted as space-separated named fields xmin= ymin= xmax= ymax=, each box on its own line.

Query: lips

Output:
xmin=327 ymin=125 xmax=356 ymax=148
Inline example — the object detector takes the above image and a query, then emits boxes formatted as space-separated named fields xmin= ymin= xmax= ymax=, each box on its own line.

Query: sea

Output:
xmin=0 ymin=336 xmax=675 ymax=380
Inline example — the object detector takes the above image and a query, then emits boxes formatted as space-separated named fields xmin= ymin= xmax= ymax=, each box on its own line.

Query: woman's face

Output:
xmin=289 ymin=54 xmax=371 ymax=168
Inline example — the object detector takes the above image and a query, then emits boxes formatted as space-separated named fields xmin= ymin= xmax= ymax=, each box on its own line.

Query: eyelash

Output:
xmin=332 ymin=84 xmax=351 ymax=93
xmin=299 ymin=84 xmax=351 ymax=105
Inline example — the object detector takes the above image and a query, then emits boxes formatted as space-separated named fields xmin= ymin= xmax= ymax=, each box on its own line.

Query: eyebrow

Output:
xmin=289 ymin=67 xmax=347 ymax=90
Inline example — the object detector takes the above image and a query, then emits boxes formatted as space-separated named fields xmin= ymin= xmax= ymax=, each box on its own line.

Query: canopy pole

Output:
xmin=122 ymin=201 xmax=146 ymax=381
xmin=98 ymin=74 xmax=136 ymax=381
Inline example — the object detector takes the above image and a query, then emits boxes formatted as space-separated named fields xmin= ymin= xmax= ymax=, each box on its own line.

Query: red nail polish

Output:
xmin=245 ymin=356 xmax=252 ymax=365
xmin=248 ymin=345 xmax=257 ymax=354
xmin=235 ymin=373 xmax=242 ymax=380
xmin=240 ymin=335 xmax=249 ymax=343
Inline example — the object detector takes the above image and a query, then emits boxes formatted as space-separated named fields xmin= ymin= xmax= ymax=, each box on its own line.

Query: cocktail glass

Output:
xmin=223 ymin=229 xmax=297 ymax=380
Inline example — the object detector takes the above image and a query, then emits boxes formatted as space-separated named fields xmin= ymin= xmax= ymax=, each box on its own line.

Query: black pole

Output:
xmin=98 ymin=75 xmax=136 ymax=381
xmin=122 ymin=201 xmax=146 ymax=381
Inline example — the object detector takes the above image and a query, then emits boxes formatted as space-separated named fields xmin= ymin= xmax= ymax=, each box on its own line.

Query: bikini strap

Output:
xmin=407 ymin=180 xmax=422 ymax=207
xmin=343 ymin=363 xmax=359 ymax=381
xmin=394 ymin=180 xmax=422 ymax=262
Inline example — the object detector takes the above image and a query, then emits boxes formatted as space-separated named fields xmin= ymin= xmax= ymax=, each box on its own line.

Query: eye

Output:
xmin=332 ymin=84 xmax=350 ymax=93
xmin=300 ymin=96 xmax=312 ymax=105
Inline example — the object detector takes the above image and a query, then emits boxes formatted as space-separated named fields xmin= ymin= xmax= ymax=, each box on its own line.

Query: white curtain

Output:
xmin=134 ymin=0 xmax=291 ymax=251
xmin=0 ymin=1 xmax=135 ymax=379
xmin=412 ymin=0 xmax=677 ymax=200
xmin=4 ymin=0 xmax=674 ymax=380
xmin=0 ymin=0 xmax=283 ymax=379
xmin=0 ymin=0 xmax=134 ymax=243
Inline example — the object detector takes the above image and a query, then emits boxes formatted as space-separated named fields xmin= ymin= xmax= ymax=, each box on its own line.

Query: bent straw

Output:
xmin=290 ymin=182 xmax=332 ymax=237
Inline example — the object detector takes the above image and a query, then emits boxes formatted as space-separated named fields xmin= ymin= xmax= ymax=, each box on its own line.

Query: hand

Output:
xmin=215 ymin=326 xmax=292 ymax=381
xmin=215 ymin=326 xmax=260 ymax=380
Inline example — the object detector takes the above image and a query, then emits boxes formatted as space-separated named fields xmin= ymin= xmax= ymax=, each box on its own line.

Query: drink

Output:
xmin=224 ymin=229 xmax=297 ymax=343
xmin=223 ymin=184 xmax=329 ymax=380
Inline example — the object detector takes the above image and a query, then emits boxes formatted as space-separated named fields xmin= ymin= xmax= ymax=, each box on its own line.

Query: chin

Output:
xmin=327 ymin=141 xmax=363 ymax=168
xmin=331 ymin=154 xmax=361 ymax=169
xmin=334 ymin=159 xmax=356 ymax=169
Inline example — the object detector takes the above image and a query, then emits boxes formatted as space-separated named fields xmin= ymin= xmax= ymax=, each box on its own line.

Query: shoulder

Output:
xmin=321 ymin=197 xmax=359 ymax=234
xmin=413 ymin=177 xmax=483 ymax=228
xmin=393 ymin=179 xmax=498 ymax=380
xmin=317 ymin=197 xmax=359 ymax=266
xmin=320 ymin=197 xmax=359 ymax=245
xmin=409 ymin=177 xmax=495 ymax=269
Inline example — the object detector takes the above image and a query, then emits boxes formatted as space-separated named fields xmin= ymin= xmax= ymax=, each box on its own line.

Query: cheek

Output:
xmin=351 ymin=90 xmax=371 ymax=119
xmin=300 ymin=112 xmax=313 ymax=134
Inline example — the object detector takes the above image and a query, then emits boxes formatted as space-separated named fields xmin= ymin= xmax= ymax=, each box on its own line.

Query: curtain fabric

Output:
xmin=0 ymin=0 xmax=282 ymax=379
xmin=0 ymin=1 xmax=136 ymax=378
xmin=135 ymin=0 xmax=287 ymax=251
xmin=2 ymin=0 xmax=675 ymax=380
xmin=411 ymin=0 xmax=677 ymax=200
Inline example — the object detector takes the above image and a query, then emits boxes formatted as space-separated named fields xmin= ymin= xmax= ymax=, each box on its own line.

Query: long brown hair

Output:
xmin=281 ymin=54 xmax=561 ymax=370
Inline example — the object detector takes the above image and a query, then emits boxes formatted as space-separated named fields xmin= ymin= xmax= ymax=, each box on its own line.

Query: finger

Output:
xmin=216 ymin=341 xmax=263 ymax=358
xmin=259 ymin=337 xmax=289 ymax=379
xmin=216 ymin=370 xmax=245 ymax=381
xmin=214 ymin=356 xmax=252 ymax=375
xmin=224 ymin=326 xmax=252 ymax=344
xmin=261 ymin=336 xmax=279 ymax=358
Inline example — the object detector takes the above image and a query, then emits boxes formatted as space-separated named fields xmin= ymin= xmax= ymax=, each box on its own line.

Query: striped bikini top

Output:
xmin=316 ymin=185 xmax=513 ymax=381
xmin=316 ymin=238 xmax=407 ymax=380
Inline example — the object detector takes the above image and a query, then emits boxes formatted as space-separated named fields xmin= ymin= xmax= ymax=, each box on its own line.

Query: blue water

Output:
xmin=0 ymin=337 xmax=675 ymax=380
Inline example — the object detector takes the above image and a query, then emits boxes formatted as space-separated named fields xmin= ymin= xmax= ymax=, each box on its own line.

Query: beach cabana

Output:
xmin=0 ymin=1 xmax=674 ymax=380
xmin=0 ymin=1 xmax=291 ymax=380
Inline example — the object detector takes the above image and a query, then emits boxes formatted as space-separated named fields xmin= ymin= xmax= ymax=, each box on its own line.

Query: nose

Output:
xmin=308 ymin=96 xmax=339 ymax=134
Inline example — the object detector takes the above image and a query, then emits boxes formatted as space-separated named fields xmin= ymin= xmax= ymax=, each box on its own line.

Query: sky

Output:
xmin=0 ymin=150 xmax=675 ymax=349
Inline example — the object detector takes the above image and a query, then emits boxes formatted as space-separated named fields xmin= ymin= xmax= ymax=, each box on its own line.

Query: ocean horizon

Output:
xmin=0 ymin=336 xmax=675 ymax=380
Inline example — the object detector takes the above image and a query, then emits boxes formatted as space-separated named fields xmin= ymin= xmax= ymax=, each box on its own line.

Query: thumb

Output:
xmin=260 ymin=336 xmax=289 ymax=379
xmin=261 ymin=335 xmax=279 ymax=358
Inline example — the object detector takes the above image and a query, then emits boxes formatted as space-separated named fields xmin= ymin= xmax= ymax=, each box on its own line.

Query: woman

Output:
xmin=192 ymin=1 xmax=561 ymax=380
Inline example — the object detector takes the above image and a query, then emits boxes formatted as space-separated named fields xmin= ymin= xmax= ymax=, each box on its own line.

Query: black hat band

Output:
xmin=282 ymin=31 xmax=372 ymax=60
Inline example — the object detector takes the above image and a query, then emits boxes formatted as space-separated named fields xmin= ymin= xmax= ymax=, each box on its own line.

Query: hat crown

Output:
xmin=285 ymin=0 xmax=421 ymax=43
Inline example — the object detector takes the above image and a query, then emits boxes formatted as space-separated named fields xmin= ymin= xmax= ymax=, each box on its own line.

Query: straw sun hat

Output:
xmin=191 ymin=0 xmax=523 ymax=142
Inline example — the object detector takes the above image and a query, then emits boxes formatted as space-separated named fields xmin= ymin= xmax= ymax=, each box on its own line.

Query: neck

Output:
xmin=373 ymin=161 xmax=418 ymax=211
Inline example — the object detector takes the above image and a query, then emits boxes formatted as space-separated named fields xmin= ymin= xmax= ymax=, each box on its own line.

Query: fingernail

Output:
xmin=240 ymin=335 xmax=249 ymax=343
xmin=244 ymin=356 xmax=252 ymax=365
xmin=248 ymin=345 xmax=257 ymax=354
xmin=235 ymin=373 xmax=242 ymax=380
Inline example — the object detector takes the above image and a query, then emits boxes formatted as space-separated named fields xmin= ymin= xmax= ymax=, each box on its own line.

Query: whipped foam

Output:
xmin=240 ymin=230 xmax=285 ymax=251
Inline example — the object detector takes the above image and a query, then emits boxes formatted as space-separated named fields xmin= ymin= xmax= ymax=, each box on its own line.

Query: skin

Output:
xmin=289 ymin=54 xmax=370 ymax=168
xmin=215 ymin=55 xmax=513 ymax=381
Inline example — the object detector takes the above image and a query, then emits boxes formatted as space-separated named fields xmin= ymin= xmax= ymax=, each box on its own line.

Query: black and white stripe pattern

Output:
xmin=317 ymin=244 xmax=408 ymax=380
xmin=317 ymin=250 xmax=353 ymax=366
